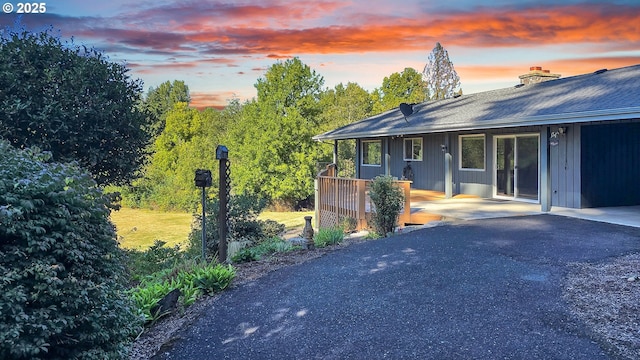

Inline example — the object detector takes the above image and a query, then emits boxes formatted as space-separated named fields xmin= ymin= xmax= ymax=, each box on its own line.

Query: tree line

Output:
xmin=0 ymin=25 xmax=461 ymax=211
xmin=129 ymin=44 xmax=461 ymax=211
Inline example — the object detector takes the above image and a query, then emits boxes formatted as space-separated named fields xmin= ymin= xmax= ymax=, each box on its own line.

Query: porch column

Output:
xmin=333 ymin=140 xmax=338 ymax=165
xmin=444 ymin=135 xmax=453 ymax=198
xmin=384 ymin=138 xmax=391 ymax=176
xmin=540 ymin=126 xmax=551 ymax=212
xmin=355 ymin=139 xmax=361 ymax=178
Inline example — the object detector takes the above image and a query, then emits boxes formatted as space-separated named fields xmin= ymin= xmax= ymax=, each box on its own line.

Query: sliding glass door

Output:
xmin=495 ymin=135 xmax=539 ymax=201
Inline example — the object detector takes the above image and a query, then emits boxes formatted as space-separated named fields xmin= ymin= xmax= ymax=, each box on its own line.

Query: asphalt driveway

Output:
xmin=156 ymin=215 xmax=640 ymax=359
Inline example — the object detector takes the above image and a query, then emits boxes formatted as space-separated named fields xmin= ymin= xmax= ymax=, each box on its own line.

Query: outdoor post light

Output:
xmin=194 ymin=169 xmax=212 ymax=261
xmin=216 ymin=145 xmax=228 ymax=160
xmin=216 ymin=145 xmax=229 ymax=263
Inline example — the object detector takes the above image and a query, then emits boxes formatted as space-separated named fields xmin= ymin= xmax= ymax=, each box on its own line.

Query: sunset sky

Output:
xmin=2 ymin=0 xmax=639 ymax=109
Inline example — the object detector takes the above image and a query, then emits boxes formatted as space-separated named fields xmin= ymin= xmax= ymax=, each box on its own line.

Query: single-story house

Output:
xmin=313 ymin=64 xmax=640 ymax=212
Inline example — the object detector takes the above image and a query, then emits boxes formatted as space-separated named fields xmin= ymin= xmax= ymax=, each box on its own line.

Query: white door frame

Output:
xmin=493 ymin=134 xmax=540 ymax=203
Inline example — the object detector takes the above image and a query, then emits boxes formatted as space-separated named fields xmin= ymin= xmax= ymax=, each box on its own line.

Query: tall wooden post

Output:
xmin=218 ymin=159 xmax=228 ymax=263
xmin=201 ymin=187 xmax=206 ymax=260
xmin=216 ymin=145 xmax=229 ymax=263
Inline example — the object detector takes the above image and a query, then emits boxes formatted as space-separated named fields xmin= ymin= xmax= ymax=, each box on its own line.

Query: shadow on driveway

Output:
xmin=156 ymin=215 xmax=640 ymax=360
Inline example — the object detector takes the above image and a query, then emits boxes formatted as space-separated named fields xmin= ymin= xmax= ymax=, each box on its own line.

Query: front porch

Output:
xmin=409 ymin=190 xmax=541 ymax=223
xmin=315 ymin=166 xmax=640 ymax=231
xmin=314 ymin=176 xmax=542 ymax=230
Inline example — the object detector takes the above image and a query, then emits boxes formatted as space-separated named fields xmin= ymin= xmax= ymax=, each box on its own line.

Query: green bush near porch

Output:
xmin=369 ymin=175 xmax=405 ymax=236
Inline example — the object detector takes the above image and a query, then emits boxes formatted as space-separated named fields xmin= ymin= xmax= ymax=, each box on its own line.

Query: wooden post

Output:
xmin=398 ymin=181 xmax=411 ymax=226
xmin=218 ymin=159 xmax=228 ymax=263
xmin=333 ymin=140 xmax=338 ymax=171
xmin=201 ymin=187 xmax=206 ymax=261
xmin=356 ymin=180 xmax=366 ymax=230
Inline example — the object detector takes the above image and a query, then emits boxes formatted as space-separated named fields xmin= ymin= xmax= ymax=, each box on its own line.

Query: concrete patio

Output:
xmin=408 ymin=190 xmax=640 ymax=228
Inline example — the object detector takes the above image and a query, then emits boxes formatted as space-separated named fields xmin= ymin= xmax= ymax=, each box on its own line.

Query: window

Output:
xmin=459 ymin=134 xmax=485 ymax=170
xmin=361 ymin=140 xmax=381 ymax=166
xmin=404 ymin=138 xmax=423 ymax=161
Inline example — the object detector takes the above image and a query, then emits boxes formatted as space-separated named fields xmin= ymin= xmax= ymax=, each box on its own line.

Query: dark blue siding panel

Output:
xmin=581 ymin=122 xmax=640 ymax=207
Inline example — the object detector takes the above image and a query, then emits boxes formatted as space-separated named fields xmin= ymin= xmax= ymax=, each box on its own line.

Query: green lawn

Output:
xmin=258 ymin=211 xmax=314 ymax=230
xmin=110 ymin=208 xmax=193 ymax=250
xmin=110 ymin=207 xmax=315 ymax=250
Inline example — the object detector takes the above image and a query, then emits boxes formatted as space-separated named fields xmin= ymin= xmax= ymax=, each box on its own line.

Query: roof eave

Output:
xmin=313 ymin=107 xmax=640 ymax=141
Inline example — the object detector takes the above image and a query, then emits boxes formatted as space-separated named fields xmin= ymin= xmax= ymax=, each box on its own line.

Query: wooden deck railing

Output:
xmin=315 ymin=164 xmax=411 ymax=231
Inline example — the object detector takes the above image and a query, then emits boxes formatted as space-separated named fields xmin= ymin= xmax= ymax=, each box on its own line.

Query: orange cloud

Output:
xmin=4 ymin=3 xmax=638 ymax=57
xmin=459 ymin=56 xmax=640 ymax=80
xmin=190 ymin=91 xmax=239 ymax=110
xmin=173 ymin=4 xmax=640 ymax=55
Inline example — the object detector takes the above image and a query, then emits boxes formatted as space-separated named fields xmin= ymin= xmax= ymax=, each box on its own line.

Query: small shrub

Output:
xmin=129 ymin=262 xmax=236 ymax=324
xmin=252 ymin=237 xmax=293 ymax=257
xmin=259 ymin=219 xmax=286 ymax=239
xmin=231 ymin=237 xmax=295 ymax=263
xmin=315 ymin=227 xmax=344 ymax=248
xmin=188 ymin=194 xmax=271 ymax=260
xmin=192 ymin=264 xmax=236 ymax=294
xmin=364 ymin=231 xmax=382 ymax=240
xmin=180 ymin=282 xmax=200 ymax=307
xmin=227 ymin=240 xmax=252 ymax=261
xmin=231 ymin=248 xmax=259 ymax=263
xmin=125 ymin=240 xmax=183 ymax=283
xmin=340 ymin=217 xmax=358 ymax=233
xmin=369 ymin=175 xmax=405 ymax=236
xmin=130 ymin=282 xmax=175 ymax=322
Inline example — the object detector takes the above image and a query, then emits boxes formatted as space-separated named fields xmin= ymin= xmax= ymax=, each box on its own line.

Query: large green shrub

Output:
xmin=368 ymin=175 xmax=405 ymax=236
xmin=0 ymin=141 xmax=141 ymax=359
xmin=0 ymin=28 xmax=150 ymax=186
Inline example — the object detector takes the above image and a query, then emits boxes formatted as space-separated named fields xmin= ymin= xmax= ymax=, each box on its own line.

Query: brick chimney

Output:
xmin=519 ymin=66 xmax=561 ymax=85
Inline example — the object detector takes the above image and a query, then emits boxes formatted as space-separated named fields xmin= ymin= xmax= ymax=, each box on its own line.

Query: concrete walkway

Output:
xmin=411 ymin=197 xmax=640 ymax=228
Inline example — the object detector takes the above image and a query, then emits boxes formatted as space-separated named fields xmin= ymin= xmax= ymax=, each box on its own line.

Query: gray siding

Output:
xmin=550 ymin=125 xmax=581 ymax=207
xmin=452 ymin=132 xmax=493 ymax=197
xmin=358 ymin=138 xmax=386 ymax=180
xmin=389 ymin=134 xmax=446 ymax=191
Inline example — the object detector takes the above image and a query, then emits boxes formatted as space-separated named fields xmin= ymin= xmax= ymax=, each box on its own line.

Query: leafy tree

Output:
xmin=318 ymin=82 xmax=372 ymax=177
xmin=144 ymin=80 xmax=191 ymax=138
xmin=0 ymin=140 xmax=141 ymax=359
xmin=422 ymin=42 xmax=462 ymax=100
xmin=228 ymin=57 xmax=325 ymax=207
xmin=371 ymin=67 xmax=427 ymax=113
xmin=126 ymin=102 xmax=228 ymax=211
xmin=0 ymin=28 xmax=150 ymax=185
xmin=318 ymin=82 xmax=372 ymax=132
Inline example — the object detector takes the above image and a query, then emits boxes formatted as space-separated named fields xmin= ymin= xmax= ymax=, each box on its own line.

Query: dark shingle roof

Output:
xmin=314 ymin=64 xmax=640 ymax=141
